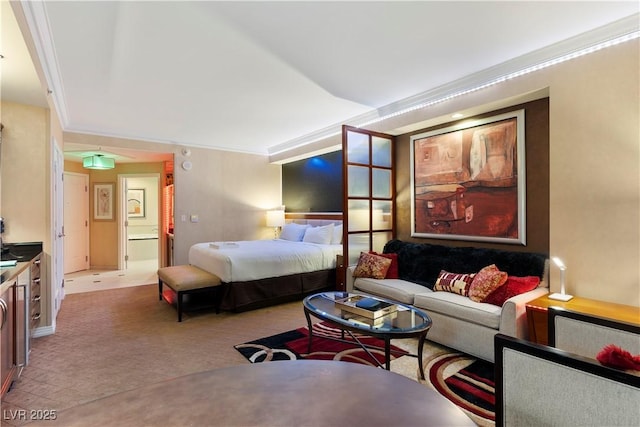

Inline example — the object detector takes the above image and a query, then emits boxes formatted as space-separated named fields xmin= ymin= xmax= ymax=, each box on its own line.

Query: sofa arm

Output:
xmin=499 ymin=287 xmax=549 ymax=338
xmin=346 ymin=266 xmax=356 ymax=292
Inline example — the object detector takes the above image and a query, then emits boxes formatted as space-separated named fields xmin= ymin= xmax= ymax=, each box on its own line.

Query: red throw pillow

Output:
xmin=596 ymin=344 xmax=640 ymax=371
xmin=369 ymin=251 xmax=399 ymax=279
xmin=482 ymin=275 xmax=541 ymax=306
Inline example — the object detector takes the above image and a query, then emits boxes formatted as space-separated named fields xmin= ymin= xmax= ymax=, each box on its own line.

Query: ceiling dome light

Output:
xmin=83 ymin=154 xmax=115 ymax=170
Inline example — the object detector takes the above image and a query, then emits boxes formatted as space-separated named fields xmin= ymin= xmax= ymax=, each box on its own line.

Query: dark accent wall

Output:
xmin=394 ymin=98 xmax=550 ymax=255
xmin=282 ymin=151 xmax=343 ymax=212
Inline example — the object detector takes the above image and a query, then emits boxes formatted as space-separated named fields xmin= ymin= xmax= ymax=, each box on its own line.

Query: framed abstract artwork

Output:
xmin=410 ymin=110 xmax=526 ymax=244
xmin=127 ymin=189 xmax=145 ymax=218
xmin=94 ymin=183 xmax=115 ymax=221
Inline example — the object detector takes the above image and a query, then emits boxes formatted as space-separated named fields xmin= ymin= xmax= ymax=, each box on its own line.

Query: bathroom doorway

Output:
xmin=118 ymin=174 xmax=160 ymax=272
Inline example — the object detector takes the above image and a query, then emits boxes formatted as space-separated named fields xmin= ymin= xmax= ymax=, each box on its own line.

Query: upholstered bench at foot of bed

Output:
xmin=157 ymin=265 xmax=222 ymax=322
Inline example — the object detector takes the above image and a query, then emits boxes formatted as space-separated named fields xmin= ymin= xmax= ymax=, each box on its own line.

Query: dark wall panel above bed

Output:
xmin=282 ymin=151 xmax=343 ymax=212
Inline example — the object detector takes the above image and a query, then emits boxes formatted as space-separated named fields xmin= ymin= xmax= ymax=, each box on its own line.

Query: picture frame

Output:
xmin=94 ymin=183 xmax=115 ymax=221
xmin=410 ymin=110 xmax=526 ymax=244
xmin=127 ymin=189 xmax=145 ymax=218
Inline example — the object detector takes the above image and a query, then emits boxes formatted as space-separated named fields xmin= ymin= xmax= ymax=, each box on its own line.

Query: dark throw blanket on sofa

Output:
xmin=383 ymin=239 xmax=547 ymax=289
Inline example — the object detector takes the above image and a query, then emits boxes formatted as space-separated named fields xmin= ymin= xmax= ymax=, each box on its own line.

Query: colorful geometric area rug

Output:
xmin=235 ymin=322 xmax=495 ymax=427
xmin=421 ymin=352 xmax=495 ymax=426
xmin=234 ymin=321 xmax=409 ymax=367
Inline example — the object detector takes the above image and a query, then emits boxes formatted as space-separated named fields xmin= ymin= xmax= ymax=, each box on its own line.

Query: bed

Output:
xmin=188 ymin=219 xmax=343 ymax=311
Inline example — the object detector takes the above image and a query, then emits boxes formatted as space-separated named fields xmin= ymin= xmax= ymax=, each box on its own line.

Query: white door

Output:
xmin=52 ymin=143 xmax=65 ymax=317
xmin=63 ymin=172 xmax=89 ymax=273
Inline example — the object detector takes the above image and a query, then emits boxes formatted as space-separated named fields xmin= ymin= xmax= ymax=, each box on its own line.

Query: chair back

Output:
xmin=548 ymin=307 xmax=640 ymax=358
xmin=495 ymin=333 xmax=640 ymax=427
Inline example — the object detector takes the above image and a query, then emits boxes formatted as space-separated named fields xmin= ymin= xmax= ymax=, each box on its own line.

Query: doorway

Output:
xmin=118 ymin=174 xmax=161 ymax=274
xmin=63 ymin=172 xmax=90 ymax=274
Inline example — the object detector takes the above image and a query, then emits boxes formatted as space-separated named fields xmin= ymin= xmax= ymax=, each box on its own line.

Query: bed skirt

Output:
xmin=217 ymin=269 xmax=336 ymax=312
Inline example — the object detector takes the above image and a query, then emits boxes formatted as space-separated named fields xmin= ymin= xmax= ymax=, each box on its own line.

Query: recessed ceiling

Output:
xmin=3 ymin=1 xmax=639 ymax=160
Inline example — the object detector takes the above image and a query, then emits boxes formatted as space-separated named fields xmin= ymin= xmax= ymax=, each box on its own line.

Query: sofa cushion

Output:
xmin=353 ymin=278 xmax=427 ymax=305
xmin=353 ymin=252 xmax=392 ymax=279
xmin=414 ymin=291 xmax=502 ymax=330
xmin=433 ymin=270 xmax=475 ymax=296
xmin=468 ymin=264 xmax=508 ymax=302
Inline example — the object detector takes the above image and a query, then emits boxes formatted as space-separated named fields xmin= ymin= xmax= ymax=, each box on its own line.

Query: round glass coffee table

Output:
xmin=303 ymin=291 xmax=432 ymax=379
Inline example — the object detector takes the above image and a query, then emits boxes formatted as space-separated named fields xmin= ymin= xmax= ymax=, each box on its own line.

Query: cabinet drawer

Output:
xmin=30 ymin=289 xmax=41 ymax=329
xmin=30 ymin=305 xmax=41 ymax=330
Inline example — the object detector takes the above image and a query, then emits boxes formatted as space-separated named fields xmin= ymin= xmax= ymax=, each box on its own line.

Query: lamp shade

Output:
xmin=83 ymin=155 xmax=115 ymax=170
xmin=266 ymin=209 xmax=285 ymax=227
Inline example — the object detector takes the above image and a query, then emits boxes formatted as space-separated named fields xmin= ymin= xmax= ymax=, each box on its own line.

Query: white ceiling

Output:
xmin=2 ymin=1 xmax=639 ymax=162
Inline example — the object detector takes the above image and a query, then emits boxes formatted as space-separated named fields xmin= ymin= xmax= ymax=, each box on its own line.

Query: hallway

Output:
xmin=64 ymin=260 xmax=158 ymax=294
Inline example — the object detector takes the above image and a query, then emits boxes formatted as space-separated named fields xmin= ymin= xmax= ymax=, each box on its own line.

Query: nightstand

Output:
xmin=526 ymin=295 xmax=640 ymax=345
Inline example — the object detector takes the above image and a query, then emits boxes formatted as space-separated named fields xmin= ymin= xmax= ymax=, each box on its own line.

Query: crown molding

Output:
xmin=16 ymin=0 xmax=69 ymax=127
xmin=268 ymin=13 xmax=640 ymax=158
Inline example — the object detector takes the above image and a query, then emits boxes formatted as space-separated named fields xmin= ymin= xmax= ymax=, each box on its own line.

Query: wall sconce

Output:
xmin=266 ymin=208 xmax=285 ymax=239
xmin=83 ymin=154 xmax=115 ymax=170
xmin=548 ymin=256 xmax=573 ymax=301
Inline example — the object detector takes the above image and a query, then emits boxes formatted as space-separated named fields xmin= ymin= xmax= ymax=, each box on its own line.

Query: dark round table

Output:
xmin=28 ymin=360 xmax=475 ymax=426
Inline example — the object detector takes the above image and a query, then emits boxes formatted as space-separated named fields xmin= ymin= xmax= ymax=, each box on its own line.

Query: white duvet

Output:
xmin=188 ymin=239 xmax=343 ymax=283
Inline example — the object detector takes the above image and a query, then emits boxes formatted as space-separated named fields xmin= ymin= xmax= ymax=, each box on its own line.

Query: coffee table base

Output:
xmin=304 ymin=308 xmax=429 ymax=379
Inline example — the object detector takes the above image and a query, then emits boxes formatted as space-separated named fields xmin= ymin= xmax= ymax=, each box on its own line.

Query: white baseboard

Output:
xmin=33 ymin=324 xmax=55 ymax=338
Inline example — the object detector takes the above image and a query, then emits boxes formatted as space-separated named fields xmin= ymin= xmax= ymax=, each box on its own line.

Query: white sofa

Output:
xmin=346 ymin=240 xmax=549 ymax=362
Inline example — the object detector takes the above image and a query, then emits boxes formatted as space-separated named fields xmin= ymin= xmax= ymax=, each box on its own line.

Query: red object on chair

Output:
xmin=596 ymin=344 xmax=640 ymax=371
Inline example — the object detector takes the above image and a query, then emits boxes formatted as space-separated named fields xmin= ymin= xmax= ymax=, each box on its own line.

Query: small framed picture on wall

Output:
xmin=94 ymin=183 xmax=115 ymax=221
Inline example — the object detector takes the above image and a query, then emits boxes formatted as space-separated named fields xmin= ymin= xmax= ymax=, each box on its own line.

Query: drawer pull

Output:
xmin=32 ymin=313 xmax=41 ymax=321
xmin=0 ymin=299 xmax=7 ymax=330
xmin=32 ymin=295 xmax=41 ymax=302
xmin=33 ymin=278 xmax=41 ymax=284
xmin=34 ymin=259 xmax=41 ymax=265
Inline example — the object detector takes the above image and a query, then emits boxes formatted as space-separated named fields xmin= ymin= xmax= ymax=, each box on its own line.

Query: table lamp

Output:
xmin=266 ymin=208 xmax=285 ymax=239
xmin=548 ymin=256 xmax=573 ymax=301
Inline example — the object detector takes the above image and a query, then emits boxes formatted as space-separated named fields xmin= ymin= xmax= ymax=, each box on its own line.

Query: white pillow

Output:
xmin=302 ymin=223 xmax=334 ymax=245
xmin=331 ymin=224 xmax=343 ymax=245
xmin=280 ymin=223 xmax=309 ymax=241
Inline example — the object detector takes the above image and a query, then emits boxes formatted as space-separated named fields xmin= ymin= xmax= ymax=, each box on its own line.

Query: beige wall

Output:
xmin=548 ymin=41 xmax=639 ymax=306
xmin=172 ymin=146 xmax=282 ymax=265
xmin=0 ymin=101 xmax=57 ymax=329
xmin=0 ymin=102 xmax=48 ymax=243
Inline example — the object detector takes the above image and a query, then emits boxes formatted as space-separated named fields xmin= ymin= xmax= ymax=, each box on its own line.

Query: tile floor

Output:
xmin=63 ymin=259 xmax=159 ymax=294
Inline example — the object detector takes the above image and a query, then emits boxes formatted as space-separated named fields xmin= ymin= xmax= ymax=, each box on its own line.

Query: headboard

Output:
xmin=285 ymin=212 xmax=343 ymax=227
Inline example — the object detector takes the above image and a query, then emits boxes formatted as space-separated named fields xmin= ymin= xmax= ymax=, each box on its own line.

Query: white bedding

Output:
xmin=188 ymin=239 xmax=343 ymax=283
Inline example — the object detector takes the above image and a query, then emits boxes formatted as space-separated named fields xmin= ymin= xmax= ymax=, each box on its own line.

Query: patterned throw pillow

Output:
xmin=352 ymin=252 xmax=392 ymax=279
xmin=468 ymin=264 xmax=508 ymax=302
xmin=483 ymin=275 xmax=541 ymax=306
xmin=433 ymin=270 xmax=475 ymax=296
xmin=369 ymin=251 xmax=399 ymax=279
